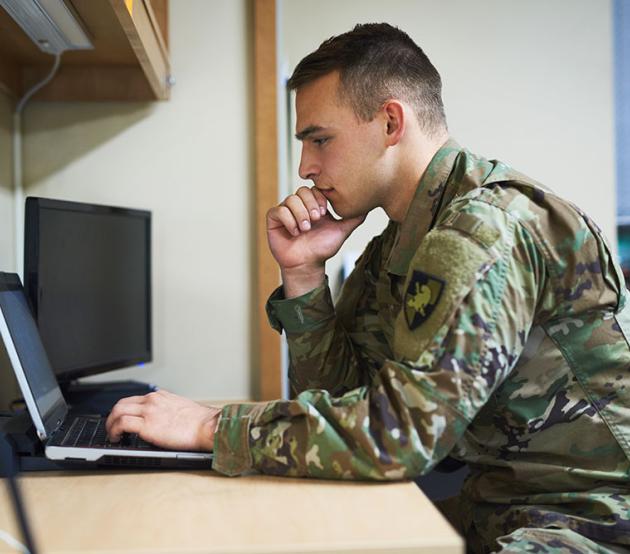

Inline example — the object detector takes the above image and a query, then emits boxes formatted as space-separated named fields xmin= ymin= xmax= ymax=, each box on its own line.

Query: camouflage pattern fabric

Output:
xmin=213 ymin=139 xmax=630 ymax=553
xmin=493 ymin=527 xmax=628 ymax=553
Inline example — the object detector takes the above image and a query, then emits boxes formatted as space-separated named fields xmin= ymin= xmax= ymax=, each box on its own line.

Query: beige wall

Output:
xmin=0 ymin=91 xmax=20 ymax=409
xmin=280 ymin=0 xmax=616 ymax=292
xmin=20 ymin=0 xmax=253 ymax=401
xmin=0 ymin=92 xmax=14 ymax=272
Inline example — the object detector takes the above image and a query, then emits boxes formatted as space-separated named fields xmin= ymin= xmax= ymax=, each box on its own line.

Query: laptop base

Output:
xmin=0 ymin=412 xmax=67 ymax=474
xmin=0 ymin=411 xmax=212 ymax=473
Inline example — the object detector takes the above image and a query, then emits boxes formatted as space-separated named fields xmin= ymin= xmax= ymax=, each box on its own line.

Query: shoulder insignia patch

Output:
xmin=404 ymin=271 xmax=445 ymax=331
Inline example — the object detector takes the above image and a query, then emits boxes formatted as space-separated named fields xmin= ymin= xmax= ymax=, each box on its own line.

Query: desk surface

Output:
xmin=1 ymin=470 xmax=463 ymax=554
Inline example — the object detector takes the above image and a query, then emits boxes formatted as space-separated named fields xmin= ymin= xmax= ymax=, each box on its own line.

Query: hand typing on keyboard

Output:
xmin=119 ymin=432 xmax=134 ymax=447
xmin=105 ymin=389 xmax=221 ymax=452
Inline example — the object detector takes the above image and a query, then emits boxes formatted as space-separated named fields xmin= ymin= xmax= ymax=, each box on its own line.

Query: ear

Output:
xmin=382 ymin=100 xmax=405 ymax=147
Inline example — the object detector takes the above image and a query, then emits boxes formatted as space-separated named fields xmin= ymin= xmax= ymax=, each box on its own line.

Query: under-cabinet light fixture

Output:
xmin=0 ymin=0 xmax=93 ymax=55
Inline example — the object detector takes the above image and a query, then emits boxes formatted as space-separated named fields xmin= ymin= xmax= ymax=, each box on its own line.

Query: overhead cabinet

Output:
xmin=0 ymin=0 xmax=170 ymax=101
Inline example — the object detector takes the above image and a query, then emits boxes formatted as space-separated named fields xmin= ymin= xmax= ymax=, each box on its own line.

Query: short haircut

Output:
xmin=287 ymin=23 xmax=447 ymax=135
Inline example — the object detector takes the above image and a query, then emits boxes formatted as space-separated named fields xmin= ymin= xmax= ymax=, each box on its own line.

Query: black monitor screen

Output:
xmin=24 ymin=197 xmax=152 ymax=381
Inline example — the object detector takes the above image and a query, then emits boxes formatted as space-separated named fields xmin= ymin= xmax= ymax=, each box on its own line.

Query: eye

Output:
xmin=313 ymin=137 xmax=329 ymax=147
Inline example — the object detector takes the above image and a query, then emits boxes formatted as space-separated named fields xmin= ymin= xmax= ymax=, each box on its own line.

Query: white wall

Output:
xmin=20 ymin=0 xmax=253 ymax=401
xmin=280 ymin=0 xmax=616 ymax=292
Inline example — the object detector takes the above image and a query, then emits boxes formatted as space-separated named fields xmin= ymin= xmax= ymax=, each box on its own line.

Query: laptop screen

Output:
xmin=0 ymin=273 xmax=65 ymax=435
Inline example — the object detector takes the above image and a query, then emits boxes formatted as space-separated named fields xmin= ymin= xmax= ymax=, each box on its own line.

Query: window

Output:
xmin=615 ymin=0 xmax=630 ymax=282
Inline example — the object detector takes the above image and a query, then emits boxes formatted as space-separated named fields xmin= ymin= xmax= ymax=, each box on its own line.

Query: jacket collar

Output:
xmin=385 ymin=137 xmax=497 ymax=276
xmin=386 ymin=138 xmax=462 ymax=276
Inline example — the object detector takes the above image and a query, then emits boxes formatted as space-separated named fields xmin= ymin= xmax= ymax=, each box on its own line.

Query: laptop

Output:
xmin=0 ymin=272 xmax=213 ymax=469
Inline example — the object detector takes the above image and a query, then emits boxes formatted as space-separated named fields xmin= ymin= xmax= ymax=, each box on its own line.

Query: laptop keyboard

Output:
xmin=59 ymin=416 xmax=161 ymax=450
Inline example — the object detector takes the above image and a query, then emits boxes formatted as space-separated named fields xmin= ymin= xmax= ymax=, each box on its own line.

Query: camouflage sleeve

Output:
xmin=265 ymin=235 xmax=386 ymax=397
xmin=213 ymin=200 xmax=544 ymax=479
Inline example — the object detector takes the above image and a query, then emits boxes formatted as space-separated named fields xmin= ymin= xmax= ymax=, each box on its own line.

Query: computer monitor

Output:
xmin=23 ymin=197 xmax=152 ymax=383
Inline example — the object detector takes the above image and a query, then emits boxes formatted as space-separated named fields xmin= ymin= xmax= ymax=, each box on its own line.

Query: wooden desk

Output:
xmin=0 ymin=470 xmax=464 ymax=553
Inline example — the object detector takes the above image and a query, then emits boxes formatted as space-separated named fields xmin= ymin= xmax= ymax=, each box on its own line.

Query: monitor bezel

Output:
xmin=24 ymin=197 xmax=153 ymax=383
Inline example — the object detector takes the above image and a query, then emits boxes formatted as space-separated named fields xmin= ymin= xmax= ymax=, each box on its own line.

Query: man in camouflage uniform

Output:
xmin=107 ymin=24 xmax=630 ymax=553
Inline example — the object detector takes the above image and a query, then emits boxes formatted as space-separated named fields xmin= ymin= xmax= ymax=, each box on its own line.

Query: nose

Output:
xmin=298 ymin=146 xmax=319 ymax=182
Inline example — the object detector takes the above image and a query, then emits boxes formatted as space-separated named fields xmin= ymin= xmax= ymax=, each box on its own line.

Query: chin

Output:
xmin=329 ymin=197 xmax=370 ymax=219
xmin=338 ymin=207 xmax=368 ymax=220
xmin=330 ymin=204 xmax=350 ymax=218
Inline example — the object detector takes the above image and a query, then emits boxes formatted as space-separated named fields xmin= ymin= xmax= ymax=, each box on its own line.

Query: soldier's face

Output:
xmin=295 ymin=71 xmax=389 ymax=219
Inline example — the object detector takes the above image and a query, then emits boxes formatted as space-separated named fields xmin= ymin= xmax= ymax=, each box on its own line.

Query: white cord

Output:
xmin=0 ymin=528 xmax=29 ymax=553
xmin=16 ymin=52 xmax=62 ymax=114
xmin=13 ymin=52 xmax=63 ymax=276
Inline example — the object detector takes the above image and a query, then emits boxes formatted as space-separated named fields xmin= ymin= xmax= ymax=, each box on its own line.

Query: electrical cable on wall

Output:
xmin=16 ymin=53 xmax=61 ymax=114
xmin=13 ymin=53 xmax=62 ymax=279
xmin=0 ymin=528 xmax=30 ymax=554
xmin=0 ymin=0 xmax=94 ymax=276
xmin=0 ymin=429 xmax=37 ymax=554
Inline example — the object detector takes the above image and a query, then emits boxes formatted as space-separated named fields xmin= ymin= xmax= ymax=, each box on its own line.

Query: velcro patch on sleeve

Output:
xmin=393 ymin=227 xmax=498 ymax=363
xmin=438 ymin=211 xmax=500 ymax=249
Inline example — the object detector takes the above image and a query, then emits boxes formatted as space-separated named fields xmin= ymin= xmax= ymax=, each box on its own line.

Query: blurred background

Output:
xmin=0 ymin=0 xmax=627 ymax=409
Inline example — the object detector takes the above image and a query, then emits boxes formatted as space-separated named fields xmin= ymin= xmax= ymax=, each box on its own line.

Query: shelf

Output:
xmin=0 ymin=0 xmax=170 ymax=102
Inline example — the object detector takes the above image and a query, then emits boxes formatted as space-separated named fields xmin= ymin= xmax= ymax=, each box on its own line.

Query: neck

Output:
xmin=384 ymin=132 xmax=449 ymax=222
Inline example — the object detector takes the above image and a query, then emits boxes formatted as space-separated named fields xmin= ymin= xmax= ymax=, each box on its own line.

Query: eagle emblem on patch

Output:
xmin=404 ymin=271 xmax=444 ymax=330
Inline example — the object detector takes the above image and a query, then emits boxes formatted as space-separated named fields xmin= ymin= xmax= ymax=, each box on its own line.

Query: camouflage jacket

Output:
xmin=213 ymin=139 xmax=630 ymax=549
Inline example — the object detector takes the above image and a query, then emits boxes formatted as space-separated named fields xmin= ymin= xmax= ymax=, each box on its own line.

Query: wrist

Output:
xmin=281 ymin=264 xmax=325 ymax=298
xmin=199 ymin=408 xmax=221 ymax=452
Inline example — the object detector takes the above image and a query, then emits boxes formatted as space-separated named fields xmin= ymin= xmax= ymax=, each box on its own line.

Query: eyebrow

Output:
xmin=295 ymin=125 xmax=326 ymax=141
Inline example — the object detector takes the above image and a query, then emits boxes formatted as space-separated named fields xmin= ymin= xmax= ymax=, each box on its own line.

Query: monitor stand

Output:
xmin=60 ymin=380 xmax=158 ymax=415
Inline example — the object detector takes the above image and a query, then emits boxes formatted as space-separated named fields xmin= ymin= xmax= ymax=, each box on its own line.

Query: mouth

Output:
xmin=316 ymin=187 xmax=334 ymax=197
